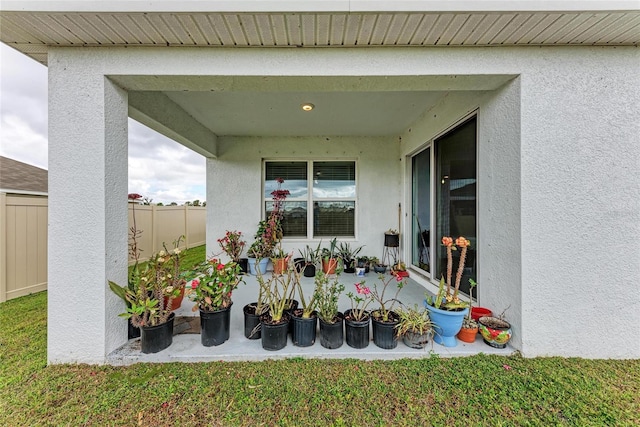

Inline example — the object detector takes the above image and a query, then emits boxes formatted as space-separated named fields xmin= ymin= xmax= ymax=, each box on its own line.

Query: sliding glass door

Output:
xmin=411 ymin=115 xmax=477 ymax=296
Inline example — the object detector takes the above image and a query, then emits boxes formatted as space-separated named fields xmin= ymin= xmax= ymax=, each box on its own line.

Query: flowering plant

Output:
xmin=426 ymin=236 xmax=472 ymax=310
xmin=218 ymin=230 xmax=245 ymax=262
xmin=370 ymin=273 xmax=405 ymax=322
xmin=114 ymin=237 xmax=186 ymax=327
xmin=249 ymin=178 xmax=290 ymax=259
xmin=345 ymin=282 xmax=373 ymax=321
xmin=187 ymin=258 xmax=244 ymax=312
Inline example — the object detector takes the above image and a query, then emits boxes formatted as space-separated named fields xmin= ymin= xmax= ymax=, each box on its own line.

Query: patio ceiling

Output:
xmin=1 ymin=1 xmax=637 ymax=150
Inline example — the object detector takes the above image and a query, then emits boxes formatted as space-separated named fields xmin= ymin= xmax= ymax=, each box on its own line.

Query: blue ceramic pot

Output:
xmin=247 ymin=257 xmax=269 ymax=275
xmin=424 ymin=300 xmax=468 ymax=347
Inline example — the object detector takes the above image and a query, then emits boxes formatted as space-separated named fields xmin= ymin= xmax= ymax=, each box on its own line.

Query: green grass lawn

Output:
xmin=1 ymin=247 xmax=639 ymax=426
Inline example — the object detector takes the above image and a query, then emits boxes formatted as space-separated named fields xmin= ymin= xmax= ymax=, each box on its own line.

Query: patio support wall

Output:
xmin=48 ymin=49 xmax=129 ymax=364
xmin=42 ymin=45 xmax=639 ymax=362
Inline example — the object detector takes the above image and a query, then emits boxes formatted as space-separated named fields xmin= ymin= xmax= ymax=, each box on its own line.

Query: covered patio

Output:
xmin=1 ymin=1 xmax=637 ymax=364
xmin=108 ymin=272 xmax=512 ymax=365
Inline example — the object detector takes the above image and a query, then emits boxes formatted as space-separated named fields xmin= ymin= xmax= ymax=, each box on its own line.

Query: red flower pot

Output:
xmin=471 ymin=307 xmax=492 ymax=322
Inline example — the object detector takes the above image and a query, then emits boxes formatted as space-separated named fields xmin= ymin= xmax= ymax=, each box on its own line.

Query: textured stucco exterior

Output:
xmin=45 ymin=45 xmax=639 ymax=363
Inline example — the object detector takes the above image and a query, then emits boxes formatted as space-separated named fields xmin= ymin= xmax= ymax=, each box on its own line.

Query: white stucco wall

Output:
xmin=206 ymin=136 xmax=401 ymax=260
xmin=46 ymin=44 xmax=639 ymax=363
xmin=48 ymin=52 xmax=129 ymax=364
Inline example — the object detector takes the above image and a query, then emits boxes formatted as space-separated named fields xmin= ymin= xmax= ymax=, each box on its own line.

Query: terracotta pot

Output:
xmin=322 ymin=258 xmax=338 ymax=274
xmin=163 ymin=286 xmax=185 ymax=311
xmin=272 ymin=257 xmax=288 ymax=274
xmin=457 ymin=326 xmax=479 ymax=343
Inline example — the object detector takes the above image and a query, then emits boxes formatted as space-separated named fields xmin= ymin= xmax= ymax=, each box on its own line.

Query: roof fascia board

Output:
xmin=1 ymin=0 xmax=638 ymax=13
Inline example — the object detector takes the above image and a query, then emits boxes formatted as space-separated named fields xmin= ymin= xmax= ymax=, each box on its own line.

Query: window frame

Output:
xmin=263 ymin=159 xmax=358 ymax=240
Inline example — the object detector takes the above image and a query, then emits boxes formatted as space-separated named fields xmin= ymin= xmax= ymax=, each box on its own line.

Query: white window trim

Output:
xmin=263 ymin=159 xmax=358 ymax=240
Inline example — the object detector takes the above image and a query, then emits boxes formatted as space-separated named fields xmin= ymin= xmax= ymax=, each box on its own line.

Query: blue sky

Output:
xmin=0 ymin=43 xmax=206 ymax=205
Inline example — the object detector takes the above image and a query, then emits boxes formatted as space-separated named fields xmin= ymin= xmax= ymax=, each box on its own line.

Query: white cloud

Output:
xmin=0 ymin=43 xmax=206 ymax=205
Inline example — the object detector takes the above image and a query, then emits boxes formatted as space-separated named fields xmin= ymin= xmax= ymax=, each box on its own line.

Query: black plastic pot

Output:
xmin=318 ymin=312 xmax=344 ymax=349
xmin=238 ymin=258 xmax=249 ymax=274
xmin=371 ymin=311 xmax=399 ymax=349
xmin=384 ymin=233 xmax=400 ymax=247
xmin=283 ymin=299 xmax=299 ymax=335
xmin=344 ymin=309 xmax=370 ymax=349
xmin=343 ymin=258 xmax=356 ymax=273
xmin=261 ymin=314 xmax=289 ymax=351
xmin=128 ymin=320 xmax=140 ymax=339
xmin=140 ymin=312 xmax=175 ymax=354
xmin=291 ymin=310 xmax=317 ymax=347
xmin=243 ymin=303 xmax=262 ymax=340
xmin=293 ymin=258 xmax=305 ymax=273
xmin=200 ymin=304 xmax=232 ymax=347
xmin=303 ymin=264 xmax=316 ymax=278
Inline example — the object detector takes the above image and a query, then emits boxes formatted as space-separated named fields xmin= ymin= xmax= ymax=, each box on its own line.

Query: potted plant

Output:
xmin=395 ymin=304 xmax=434 ymax=349
xmin=298 ymin=242 xmax=321 ymax=277
xmin=290 ymin=267 xmax=319 ymax=347
xmin=314 ymin=270 xmax=345 ymax=349
xmin=369 ymin=272 xmax=405 ymax=349
xmin=255 ymin=261 xmax=295 ymax=351
xmin=356 ymin=255 xmax=371 ymax=274
xmin=248 ymin=220 xmax=273 ymax=275
xmin=271 ymin=246 xmax=290 ymax=275
xmin=384 ymin=228 xmax=400 ymax=248
xmin=390 ymin=261 xmax=409 ymax=278
xmin=457 ymin=278 xmax=478 ymax=343
xmin=321 ymin=237 xmax=339 ymax=274
xmin=186 ymin=257 xmax=244 ymax=347
xmin=111 ymin=238 xmax=186 ymax=354
xmin=217 ymin=230 xmax=247 ymax=274
xmin=109 ymin=193 xmax=146 ymax=339
xmin=337 ymin=241 xmax=363 ymax=274
xmin=424 ymin=236 xmax=472 ymax=347
xmin=478 ymin=308 xmax=513 ymax=349
xmin=242 ymin=278 xmax=268 ymax=340
xmin=344 ymin=282 xmax=373 ymax=349
xmin=370 ymin=256 xmax=387 ymax=274
xmin=248 ymin=178 xmax=289 ymax=274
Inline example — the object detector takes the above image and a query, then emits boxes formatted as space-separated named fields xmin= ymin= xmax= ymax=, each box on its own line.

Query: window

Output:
xmin=410 ymin=116 xmax=477 ymax=296
xmin=265 ymin=161 xmax=356 ymax=238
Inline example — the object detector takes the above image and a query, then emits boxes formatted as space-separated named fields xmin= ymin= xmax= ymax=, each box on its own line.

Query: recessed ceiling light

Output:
xmin=301 ymin=103 xmax=315 ymax=112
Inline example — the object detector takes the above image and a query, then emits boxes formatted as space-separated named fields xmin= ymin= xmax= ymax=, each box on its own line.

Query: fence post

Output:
xmin=184 ymin=204 xmax=190 ymax=249
xmin=0 ymin=193 xmax=7 ymax=303
xmin=151 ymin=204 xmax=157 ymax=255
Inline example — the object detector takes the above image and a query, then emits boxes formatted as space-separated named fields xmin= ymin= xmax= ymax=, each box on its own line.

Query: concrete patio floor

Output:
xmin=107 ymin=270 xmax=514 ymax=365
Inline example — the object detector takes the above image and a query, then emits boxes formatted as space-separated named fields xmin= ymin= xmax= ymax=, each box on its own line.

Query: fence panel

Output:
xmin=128 ymin=204 xmax=206 ymax=264
xmin=0 ymin=196 xmax=206 ymax=301
xmin=0 ymin=194 xmax=48 ymax=302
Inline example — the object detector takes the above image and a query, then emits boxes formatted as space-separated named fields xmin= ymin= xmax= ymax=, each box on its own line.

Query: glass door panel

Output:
xmin=435 ymin=117 xmax=477 ymax=295
xmin=411 ymin=148 xmax=431 ymax=273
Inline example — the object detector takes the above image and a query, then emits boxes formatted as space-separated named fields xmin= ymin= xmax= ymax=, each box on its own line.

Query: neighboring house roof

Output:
xmin=0 ymin=156 xmax=48 ymax=194
xmin=0 ymin=1 xmax=638 ymax=65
